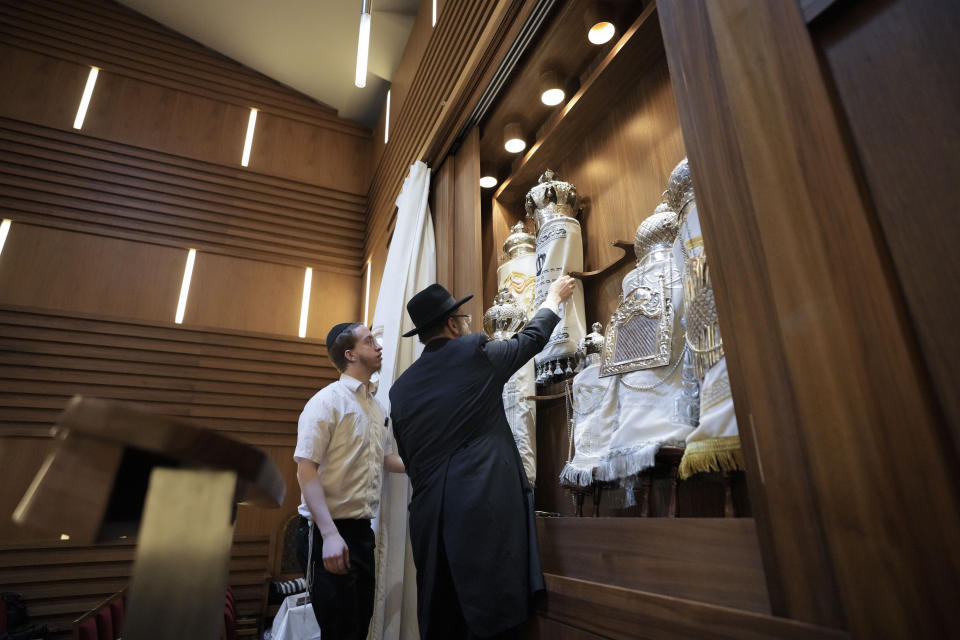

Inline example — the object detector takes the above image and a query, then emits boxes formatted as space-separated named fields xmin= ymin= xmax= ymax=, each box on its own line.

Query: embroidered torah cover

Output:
xmin=533 ymin=217 xmax=585 ymax=367
xmin=498 ymin=252 xmax=538 ymax=485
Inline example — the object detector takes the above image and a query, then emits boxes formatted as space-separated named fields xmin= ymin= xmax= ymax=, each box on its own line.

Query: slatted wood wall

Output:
xmin=0 ymin=118 xmax=364 ymax=273
xmin=0 ymin=534 xmax=270 ymax=639
xmin=0 ymin=0 xmax=371 ymax=631
xmin=365 ymin=0 xmax=503 ymax=259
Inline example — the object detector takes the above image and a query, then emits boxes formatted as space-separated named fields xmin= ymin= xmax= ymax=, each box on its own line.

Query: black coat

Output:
xmin=389 ymin=308 xmax=559 ymax=638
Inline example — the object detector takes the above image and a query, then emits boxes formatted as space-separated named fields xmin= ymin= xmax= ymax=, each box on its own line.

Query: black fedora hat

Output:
xmin=403 ymin=284 xmax=473 ymax=337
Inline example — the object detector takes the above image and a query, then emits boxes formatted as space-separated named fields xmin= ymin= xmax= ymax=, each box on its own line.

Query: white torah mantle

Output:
xmin=495 ymin=244 xmax=539 ymax=485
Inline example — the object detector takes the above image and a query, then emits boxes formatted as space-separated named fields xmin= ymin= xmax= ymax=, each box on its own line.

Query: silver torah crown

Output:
xmin=664 ymin=158 xmax=696 ymax=227
xmin=483 ymin=287 xmax=528 ymax=341
xmin=524 ymin=169 xmax=580 ymax=235
xmin=634 ymin=201 xmax=680 ymax=263
xmin=502 ymin=221 xmax=537 ymax=259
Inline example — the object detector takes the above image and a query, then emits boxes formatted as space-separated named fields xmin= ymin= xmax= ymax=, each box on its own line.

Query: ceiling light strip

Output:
xmin=355 ymin=0 xmax=372 ymax=88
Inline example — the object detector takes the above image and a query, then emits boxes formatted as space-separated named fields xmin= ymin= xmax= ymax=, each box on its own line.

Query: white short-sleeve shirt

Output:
xmin=294 ymin=374 xmax=393 ymax=520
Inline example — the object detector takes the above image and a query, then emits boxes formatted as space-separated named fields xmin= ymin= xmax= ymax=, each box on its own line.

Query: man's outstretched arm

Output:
xmin=484 ymin=275 xmax=577 ymax=380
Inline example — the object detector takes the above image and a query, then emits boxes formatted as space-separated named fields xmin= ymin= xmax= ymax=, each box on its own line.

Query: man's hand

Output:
xmin=322 ymin=532 xmax=351 ymax=575
xmin=546 ymin=275 xmax=577 ymax=308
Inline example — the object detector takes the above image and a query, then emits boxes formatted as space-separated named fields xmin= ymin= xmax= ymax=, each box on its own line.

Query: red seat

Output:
xmin=109 ymin=597 xmax=124 ymax=638
xmin=96 ymin=607 xmax=114 ymax=640
xmin=76 ymin=617 xmax=98 ymax=640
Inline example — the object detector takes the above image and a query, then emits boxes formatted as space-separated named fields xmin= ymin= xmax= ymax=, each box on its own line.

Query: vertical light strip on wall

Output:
xmin=384 ymin=90 xmax=391 ymax=143
xmin=0 ymin=219 xmax=11 ymax=258
xmin=174 ymin=248 xmax=197 ymax=324
xmin=241 ymin=108 xmax=258 ymax=167
xmin=363 ymin=260 xmax=372 ymax=326
xmin=73 ymin=66 xmax=99 ymax=130
xmin=432 ymin=0 xmax=437 ymax=26
xmin=299 ymin=267 xmax=313 ymax=338
xmin=355 ymin=0 xmax=371 ymax=88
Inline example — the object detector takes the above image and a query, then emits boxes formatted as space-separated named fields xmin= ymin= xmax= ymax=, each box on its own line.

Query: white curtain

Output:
xmin=369 ymin=161 xmax=435 ymax=640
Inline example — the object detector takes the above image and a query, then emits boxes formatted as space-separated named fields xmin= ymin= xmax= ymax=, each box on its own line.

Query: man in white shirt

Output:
xmin=294 ymin=321 xmax=405 ymax=640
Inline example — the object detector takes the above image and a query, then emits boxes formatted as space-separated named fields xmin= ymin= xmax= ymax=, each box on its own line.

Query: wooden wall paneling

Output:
xmin=0 ymin=10 xmax=373 ymax=191
xmin=364 ymin=0 xmax=506 ymax=261
xmin=0 ymin=535 xmax=270 ymax=639
xmin=187 ymin=252 xmax=317 ymax=337
xmin=0 ymin=224 xmax=185 ymax=322
xmin=659 ymin=0 xmax=960 ymax=635
xmin=0 ymin=0 xmax=364 ymax=135
xmin=0 ymin=49 xmax=370 ymax=193
xmin=811 ymin=0 xmax=960 ymax=456
xmin=533 ymin=392 xmax=574 ymax=516
xmin=365 ymin=243 xmax=389 ymax=329
xmin=0 ymin=43 xmax=89 ymax=127
xmin=432 ymin=157 xmax=456 ymax=291
xmin=659 ymin=3 xmax=840 ymax=622
xmin=0 ymin=437 xmax=56 ymax=542
xmin=494 ymin=4 xmax=666 ymax=207
xmin=249 ymin=112 xmax=371 ymax=195
xmin=485 ymin=198 xmax=514 ymax=307
xmin=308 ymin=268 xmax=364 ymax=338
xmin=552 ymin=52 xmax=686 ymax=328
xmin=234 ymin=445 xmax=302 ymax=546
xmin=421 ymin=0 xmax=541 ymax=165
xmin=535 ymin=574 xmax=848 ymax=640
xmin=536 ymin=517 xmax=770 ymax=614
xmin=80 ymin=68 xmax=250 ymax=168
xmin=0 ymin=305 xmax=335 ymax=542
xmin=452 ymin=128 xmax=483 ymax=322
xmin=0 ymin=119 xmax=366 ymax=273
xmin=523 ymin=615 xmax=609 ymax=640
xmin=370 ymin=0 xmax=436 ymax=181
xmin=475 ymin=0 xmax=646 ymax=193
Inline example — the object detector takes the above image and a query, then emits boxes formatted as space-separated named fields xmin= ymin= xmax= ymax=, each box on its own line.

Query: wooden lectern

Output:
xmin=12 ymin=396 xmax=285 ymax=640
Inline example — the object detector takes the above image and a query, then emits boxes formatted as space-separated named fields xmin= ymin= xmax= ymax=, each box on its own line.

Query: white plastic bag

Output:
xmin=270 ymin=591 xmax=321 ymax=640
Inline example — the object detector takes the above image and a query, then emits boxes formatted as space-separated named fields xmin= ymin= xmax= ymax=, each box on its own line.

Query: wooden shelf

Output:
xmin=494 ymin=3 xmax=665 ymax=207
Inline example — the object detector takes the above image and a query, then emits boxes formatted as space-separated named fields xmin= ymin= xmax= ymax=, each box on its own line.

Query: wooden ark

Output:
xmin=406 ymin=0 xmax=960 ymax=638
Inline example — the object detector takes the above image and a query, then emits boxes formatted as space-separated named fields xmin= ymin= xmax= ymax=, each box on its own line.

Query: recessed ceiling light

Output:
xmin=588 ymin=21 xmax=616 ymax=44
xmin=504 ymin=122 xmax=526 ymax=154
xmin=480 ymin=176 xmax=498 ymax=188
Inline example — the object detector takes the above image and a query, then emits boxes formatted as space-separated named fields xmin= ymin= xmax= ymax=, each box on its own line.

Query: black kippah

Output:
xmin=326 ymin=322 xmax=355 ymax=348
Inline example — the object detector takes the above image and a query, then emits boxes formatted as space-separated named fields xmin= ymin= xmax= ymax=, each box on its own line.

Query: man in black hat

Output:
xmin=294 ymin=322 xmax=406 ymax=640
xmin=389 ymin=275 xmax=576 ymax=639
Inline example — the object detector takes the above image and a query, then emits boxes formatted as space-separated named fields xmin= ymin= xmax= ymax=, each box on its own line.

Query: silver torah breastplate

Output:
xmin=683 ymin=254 xmax=724 ymax=378
xmin=600 ymin=273 xmax=674 ymax=377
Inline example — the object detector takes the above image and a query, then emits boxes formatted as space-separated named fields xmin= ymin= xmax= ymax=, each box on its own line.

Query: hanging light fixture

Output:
xmin=503 ymin=122 xmax=526 ymax=154
xmin=355 ymin=0 xmax=372 ymax=88
xmin=585 ymin=3 xmax=616 ymax=45
xmin=539 ymin=71 xmax=565 ymax=106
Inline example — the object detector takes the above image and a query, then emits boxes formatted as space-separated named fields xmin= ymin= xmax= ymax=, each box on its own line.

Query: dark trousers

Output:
xmin=296 ymin=516 xmax=376 ymax=640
